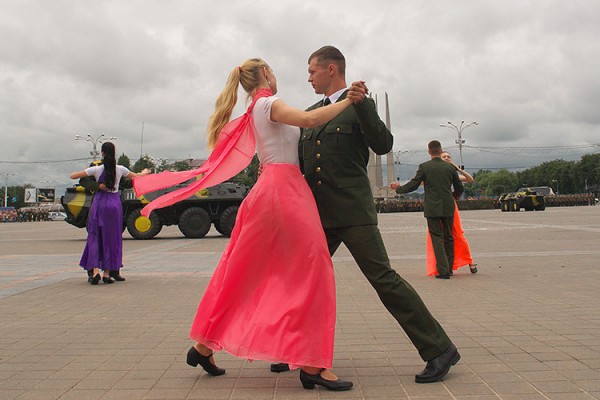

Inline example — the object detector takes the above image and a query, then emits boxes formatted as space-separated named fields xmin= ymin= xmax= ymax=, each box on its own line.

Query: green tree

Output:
xmin=517 ymin=159 xmax=575 ymax=193
xmin=131 ymin=154 xmax=156 ymax=173
xmin=117 ymin=153 xmax=131 ymax=168
xmin=574 ymin=153 xmax=600 ymax=193
xmin=156 ymin=159 xmax=170 ymax=173
xmin=233 ymin=155 xmax=260 ymax=187
xmin=172 ymin=160 xmax=193 ymax=171
xmin=475 ymin=169 xmax=519 ymax=196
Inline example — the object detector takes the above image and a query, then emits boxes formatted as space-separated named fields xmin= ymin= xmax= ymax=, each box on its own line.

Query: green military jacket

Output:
xmin=396 ymin=157 xmax=464 ymax=218
xmin=299 ymin=90 xmax=393 ymax=228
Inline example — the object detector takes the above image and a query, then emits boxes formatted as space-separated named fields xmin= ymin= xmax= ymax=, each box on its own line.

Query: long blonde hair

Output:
xmin=206 ymin=58 xmax=270 ymax=149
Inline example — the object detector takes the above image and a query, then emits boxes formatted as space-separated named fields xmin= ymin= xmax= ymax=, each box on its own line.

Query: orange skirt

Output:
xmin=426 ymin=203 xmax=473 ymax=276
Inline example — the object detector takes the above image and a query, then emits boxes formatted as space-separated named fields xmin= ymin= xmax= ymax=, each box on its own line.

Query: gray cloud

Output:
xmin=1 ymin=0 xmax=599 ymax=189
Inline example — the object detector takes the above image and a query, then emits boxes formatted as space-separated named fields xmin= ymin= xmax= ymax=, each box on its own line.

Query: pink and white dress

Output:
xmin=188 ymin=96 xmax=337 ymax=369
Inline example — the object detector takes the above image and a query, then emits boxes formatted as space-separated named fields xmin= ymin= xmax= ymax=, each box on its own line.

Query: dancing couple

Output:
xmin=133 ymin=46 xmax=460 ymax=391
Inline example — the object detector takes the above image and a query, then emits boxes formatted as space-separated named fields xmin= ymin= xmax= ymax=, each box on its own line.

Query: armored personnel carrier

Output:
xmin=61 ymin=181 xmax=248 ymax=239
xmin=498 ymin=188 xmax=545 ymax=212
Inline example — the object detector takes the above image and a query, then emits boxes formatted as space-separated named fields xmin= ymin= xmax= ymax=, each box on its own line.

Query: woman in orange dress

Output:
xmin=425 ymin=151 xmax=478 ymax=276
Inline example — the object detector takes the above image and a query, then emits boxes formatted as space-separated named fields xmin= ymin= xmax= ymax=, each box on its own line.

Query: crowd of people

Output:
xmin=0 ymin=207 xmax=60 ymax=222
xmin=0 ymin=207 xmax=18 ymax=222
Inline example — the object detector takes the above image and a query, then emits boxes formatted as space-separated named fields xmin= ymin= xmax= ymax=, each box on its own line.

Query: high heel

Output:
xmin=186 ymin=346 xmax=225 ymax=376
xmin=469 ymin=263 xmax=478 ymax=274
xmin=109 ymin=270 xmax=126 ymax=281
xmin=102 ymin=276 xmax=115 ymax=284
xmin=90 ymin=274 xmax=101 ymax=285
xmin=299 ymin=369 xmax=353 ymax=391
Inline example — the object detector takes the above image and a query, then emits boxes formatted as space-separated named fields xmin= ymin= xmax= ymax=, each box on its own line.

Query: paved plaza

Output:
xmin=0 ymin=206 xmax=599 ymax=399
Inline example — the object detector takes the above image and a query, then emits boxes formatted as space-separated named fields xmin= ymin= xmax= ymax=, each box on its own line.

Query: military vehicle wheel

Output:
xmin=126 ymin=209 xmax=162 ymax=239
xmin=214 ymin=205 xmax=239 ymax=237
xmin=178 ymin=207 xmax=211 ymax=238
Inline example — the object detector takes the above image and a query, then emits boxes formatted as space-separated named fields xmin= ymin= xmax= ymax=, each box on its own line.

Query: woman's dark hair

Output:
xmin=101 ymin=142 xmax=117 ymax=190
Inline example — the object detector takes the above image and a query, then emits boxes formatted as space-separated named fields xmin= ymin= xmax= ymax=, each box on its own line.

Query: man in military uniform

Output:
xmin=391 ymin=140 xmax=464 ymax=279
xmin=272 ymin=46 xmax=460 ymax=383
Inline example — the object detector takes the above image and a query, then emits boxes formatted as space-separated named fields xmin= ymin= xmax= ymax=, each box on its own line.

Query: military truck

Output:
xmin=498 ymin=188 xmax=545 ymax=212
xmin=61 ymin=181 xmax=248 ymax=239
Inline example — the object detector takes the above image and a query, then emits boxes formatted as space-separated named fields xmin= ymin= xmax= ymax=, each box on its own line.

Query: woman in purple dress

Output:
xmin=69 ymin=142 xmax=150 ymax=285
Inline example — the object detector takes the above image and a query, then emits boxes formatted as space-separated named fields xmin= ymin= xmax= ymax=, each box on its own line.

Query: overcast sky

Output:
xmin=1 ymin=0 xmax=599 ymax=190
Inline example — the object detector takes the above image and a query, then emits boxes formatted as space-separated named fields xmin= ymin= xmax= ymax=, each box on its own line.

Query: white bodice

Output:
xmin=251 ymin=96 xmax=300 ymax=165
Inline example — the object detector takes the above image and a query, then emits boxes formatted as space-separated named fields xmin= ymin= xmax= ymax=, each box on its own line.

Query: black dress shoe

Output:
xmin=299 ymin=369 xmax=353 ymax=391
xmin=90 ymin=274 xmax=101 ymax=285
xmin=415 ymin=343 xmax=460 ymax=383
xmin=109 ymin=270 xmax=126 ymax=281
xmin=87 ymin=270 xmax=93 ymax=283
xmin=270 ymin=363 xmax=290 ymax=373
xmin=102 ymin=276 xmax=114 ymax=284
xmin=186 ymin=346 xmax=225 ymax=376
xmin=469 ymin=264 xmax=478 ymax=274
xmin=435 ymin=274 xmax=451 ymax=279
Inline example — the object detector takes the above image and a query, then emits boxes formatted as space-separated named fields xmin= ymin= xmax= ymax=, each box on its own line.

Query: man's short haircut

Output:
xmin=428 ymin=140 xmax=443 ymax=155
xmin=308 ymin=45 xmax=346 ymax=76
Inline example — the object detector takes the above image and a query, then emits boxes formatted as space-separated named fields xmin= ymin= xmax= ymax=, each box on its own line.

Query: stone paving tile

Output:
xmin=1 ymin=209 xmax=600 ymax=399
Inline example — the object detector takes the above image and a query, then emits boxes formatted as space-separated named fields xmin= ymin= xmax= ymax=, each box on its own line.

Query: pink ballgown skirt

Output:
xmin=189 ymin=163 xmax=336 ymax=369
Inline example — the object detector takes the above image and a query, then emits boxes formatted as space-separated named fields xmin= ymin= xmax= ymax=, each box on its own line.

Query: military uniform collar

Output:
xmin=324 ymin=87 xmax=347 ymax=105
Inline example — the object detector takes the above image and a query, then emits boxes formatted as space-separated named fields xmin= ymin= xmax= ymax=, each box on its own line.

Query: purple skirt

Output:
xmin=79 ymin=191 xmax=123 ymax=271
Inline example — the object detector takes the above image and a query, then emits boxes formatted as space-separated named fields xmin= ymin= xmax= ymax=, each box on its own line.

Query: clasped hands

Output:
xmin=346 ymin=81 xmax=369 ymax=104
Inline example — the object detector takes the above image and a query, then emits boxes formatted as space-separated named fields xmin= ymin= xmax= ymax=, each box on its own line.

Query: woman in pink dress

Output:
xmin=138 ymin=59 xmax=365 ymax=390
xmin=425 ymin=151 xmax=478 ymax=275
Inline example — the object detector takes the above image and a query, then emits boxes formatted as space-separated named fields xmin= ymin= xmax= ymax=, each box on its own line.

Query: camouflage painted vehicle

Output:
xmin=498 ymin=188 xmax=545 ymax=212
xmin=61 ymin=181 xmax=248 ymax=239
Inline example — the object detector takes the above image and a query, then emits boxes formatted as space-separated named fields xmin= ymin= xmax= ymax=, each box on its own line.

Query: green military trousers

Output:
xmin=325 ymin=224 xmax=451 ymax=361
xmin=426 ymin=216 xmax=455 ymax=276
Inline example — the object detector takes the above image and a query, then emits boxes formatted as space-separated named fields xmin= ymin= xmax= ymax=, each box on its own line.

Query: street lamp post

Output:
xmin=392 ymin=150 xmax=409 ymax=182
xmin=75 ymin=134 xmax=117 ymax=159
xmin=439 ymin=120 xmax=478 ymax=169
xmin=2 ymin=173 xmax=18 ymax=207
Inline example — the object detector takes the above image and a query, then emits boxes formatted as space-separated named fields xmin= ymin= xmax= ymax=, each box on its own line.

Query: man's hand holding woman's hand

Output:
xmin=347 ymin=81 xmax=369 ymax=104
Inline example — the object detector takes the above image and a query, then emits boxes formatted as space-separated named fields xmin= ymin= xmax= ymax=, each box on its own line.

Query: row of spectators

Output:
xmin=0 ymin=208 xmax=18 ymax=222
xmin=1 ymin=206 xmax=64 ymax=222
xmin=376 ymin=193 xmax=597 ymax=213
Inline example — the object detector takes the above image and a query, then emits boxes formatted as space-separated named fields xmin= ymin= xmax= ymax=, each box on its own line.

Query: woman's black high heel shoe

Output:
xmin=90 ymin=274 xmax=101 ymax=285
xmin=102 ymin=276 xmax=114 ymax=284
xmin=109 ymin=270 xmax=126 ymax=281
xmin=186 ymin=346 xmax=225 ymax=376
xmin=299 ymin=369 xmax=353 ymax=391
xmin=469 ymin=263 xmax=478 ymax=274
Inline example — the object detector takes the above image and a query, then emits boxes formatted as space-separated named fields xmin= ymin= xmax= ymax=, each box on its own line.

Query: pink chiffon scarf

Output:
xmin=133 ymin=88 xmax=273 ymax=217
